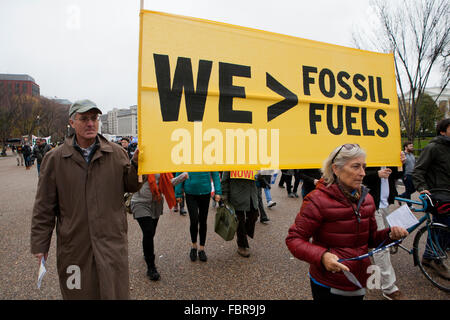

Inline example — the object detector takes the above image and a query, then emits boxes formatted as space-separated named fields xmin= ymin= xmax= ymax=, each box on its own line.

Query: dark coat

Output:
xmin=413 ymin=135 xmax=450 ymax=192
xmin=32 ymin=143 xmax=52 ymax=164
xmin=30 ymin=134 xmax=139 ymax=299
xmin=363 ymin=166 xmax=403 ymax=210
xmin=286 ymin=180 xmax=391 ymax=291
xmin=221 ymin=171 xmax=259 ymax=211
xmin=297 ymin=169 xmax=322 ymax=196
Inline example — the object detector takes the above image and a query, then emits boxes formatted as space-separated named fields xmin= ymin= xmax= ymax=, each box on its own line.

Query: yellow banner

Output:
xmin=138 ymin=10 xmax=401 ymax=174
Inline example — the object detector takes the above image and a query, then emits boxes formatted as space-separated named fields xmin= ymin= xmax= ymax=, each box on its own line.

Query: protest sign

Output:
xmin=138 ymin=10 xmax=400 ymax=173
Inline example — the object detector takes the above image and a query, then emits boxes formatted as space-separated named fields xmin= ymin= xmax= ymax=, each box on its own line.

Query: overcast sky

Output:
xmin=1 ymin=0 xmax=441 ymax=113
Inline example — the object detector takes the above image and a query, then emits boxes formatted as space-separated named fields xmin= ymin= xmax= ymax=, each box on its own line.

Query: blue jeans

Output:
xmin=263 ymin=187 xmax=272 ymax=203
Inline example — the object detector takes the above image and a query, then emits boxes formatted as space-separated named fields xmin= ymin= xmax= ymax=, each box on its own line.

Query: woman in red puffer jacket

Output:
xmin=286 ymin=144 xmax=408 ymax=300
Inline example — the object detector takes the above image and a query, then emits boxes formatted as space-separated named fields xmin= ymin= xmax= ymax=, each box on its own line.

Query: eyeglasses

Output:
xmin=331 ymin=144 xmax=360 ymax=164
xmin=75 ymin=115 xmax=100 ymax=123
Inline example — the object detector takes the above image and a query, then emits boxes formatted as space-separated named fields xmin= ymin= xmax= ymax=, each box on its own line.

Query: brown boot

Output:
xmin=237 ymin=247 xmax=250 ymax=258
xmin=422 ymin=258 xmax=450 ymax=280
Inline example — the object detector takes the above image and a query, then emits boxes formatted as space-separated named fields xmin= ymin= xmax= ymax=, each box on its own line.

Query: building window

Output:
xmin=15 ymin=83 xmax=20 ymax=94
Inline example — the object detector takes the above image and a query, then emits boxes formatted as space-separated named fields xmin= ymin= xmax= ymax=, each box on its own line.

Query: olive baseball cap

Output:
xmin=69 ymin=99 xmax=102 ymax=118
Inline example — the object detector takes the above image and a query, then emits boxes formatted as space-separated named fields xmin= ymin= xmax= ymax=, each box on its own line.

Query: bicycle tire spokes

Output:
xmin=414 ymin=224 xmax=450 ymax=292
xmin=427 ymin=227 xmax=448 ymax=260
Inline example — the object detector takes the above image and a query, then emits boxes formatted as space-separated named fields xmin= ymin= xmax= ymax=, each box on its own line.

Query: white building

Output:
xmin=117 ymin=105 xmax=138 ymax=136
xmin=101 ymin=105 xmax=138 ymax=137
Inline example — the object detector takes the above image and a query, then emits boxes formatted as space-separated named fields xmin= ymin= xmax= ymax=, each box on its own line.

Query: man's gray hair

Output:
xmin=321 ymin=144 xmax=366 ymax=186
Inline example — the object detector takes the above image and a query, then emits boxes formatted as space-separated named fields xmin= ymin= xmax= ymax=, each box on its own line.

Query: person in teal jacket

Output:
xmin=175 ymin=172 xmax=222 ymax=262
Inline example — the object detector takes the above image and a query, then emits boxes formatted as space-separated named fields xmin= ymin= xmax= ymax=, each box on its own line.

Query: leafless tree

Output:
xmin=353 ymin=0 xmax=449 ymax=141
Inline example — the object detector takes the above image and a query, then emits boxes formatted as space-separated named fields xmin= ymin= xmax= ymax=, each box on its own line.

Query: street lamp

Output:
xmin=36 ymin=115 xmax=40 ymax=137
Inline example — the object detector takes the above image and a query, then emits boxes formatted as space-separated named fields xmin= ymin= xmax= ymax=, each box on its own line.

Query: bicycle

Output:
xmin=394 ymin=188 xmax=450 ymax=292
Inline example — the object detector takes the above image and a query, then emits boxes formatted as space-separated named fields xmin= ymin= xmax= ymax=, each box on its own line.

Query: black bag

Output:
xmin=427 ymin=191 xmax=450 ymax=216
xmin=214 ymin=202 xmax=238 ymax=241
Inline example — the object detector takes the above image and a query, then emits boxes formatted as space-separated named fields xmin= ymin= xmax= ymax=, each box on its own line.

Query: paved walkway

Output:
xmin=0 ymin=151 xmax=448 ymax=300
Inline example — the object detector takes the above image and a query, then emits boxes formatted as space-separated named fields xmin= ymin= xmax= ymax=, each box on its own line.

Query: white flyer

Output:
xmin=37 ymin=257 xmax=47 ymax=289
xmin=386 ymin=204 xmax=419 ymax=229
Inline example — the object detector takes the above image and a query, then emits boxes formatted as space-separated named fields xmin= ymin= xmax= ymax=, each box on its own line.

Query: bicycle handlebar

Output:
xmin=395 ymin=188 xmax=450 ymax=213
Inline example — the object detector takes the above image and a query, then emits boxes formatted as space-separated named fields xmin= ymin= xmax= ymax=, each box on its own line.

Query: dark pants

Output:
xmin=310 ymin=279 xmax=364 ymax=301
xmin=257 ymin=186 xmax=269 ymax=221
xmin=185 ymin=193 xmax=211 ymax=246
xmin=235 ymin=203 xmax=259 ymax=248
xmin=278 ymin=170 xmax=289 ymax=187
xmin=287 ymin=171 xmax=301 ymax=195
xmin=137 ymin=216 xmax=159 ymax=266
xmin=400 ymin=174 xmax=415 ymax=200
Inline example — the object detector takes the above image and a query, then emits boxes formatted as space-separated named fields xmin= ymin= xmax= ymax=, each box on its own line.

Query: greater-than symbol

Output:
xmin=266 ymin=73 xmax=298 ymax=122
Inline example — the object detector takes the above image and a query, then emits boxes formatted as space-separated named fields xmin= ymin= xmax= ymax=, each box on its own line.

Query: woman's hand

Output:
xmin=214 ymin=194 xmax=221 ymax=202
xmin=321 ymin=252 xmax=349 ymax=273
xmin=176 ymin=198 xmax=183 ymax=203
xmin=389 ymin=226 xmax=409 ymax=240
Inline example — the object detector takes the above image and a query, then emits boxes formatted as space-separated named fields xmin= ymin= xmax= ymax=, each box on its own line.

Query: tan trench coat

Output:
xmin=30 ymin=135 xmax=139 ymax=299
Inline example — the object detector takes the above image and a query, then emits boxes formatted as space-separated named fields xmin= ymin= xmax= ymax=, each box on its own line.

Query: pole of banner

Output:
xmin=138 ymin=0 xmax=144 ymax=183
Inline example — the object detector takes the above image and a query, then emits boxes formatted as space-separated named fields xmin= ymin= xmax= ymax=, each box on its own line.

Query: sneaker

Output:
xmin=288 ymin=193 xmax=295 ymax=198
xmin=173 ymin=204 xmax=178 ymax=212
xmin=267 ymin=200 xmax=276 ymax=208
xmin=382 ymin=290 xmax=407 ymax=300
xmin=260 ymin=218 xmax=270 ymax=224
xmin=147 ymin=266 xmax=160 ymax=281
xmin=422 ymin=258 xmax=450 ymax=280
xmin=278 ymin=184 xmax=285 ymax=188
xmin=293 ymin=193 xmax=299 ymax=198
xmin=198 ymin=250 xmax=207 ymax=262
xmin=190 ymin=248 xmax=197 ymax=262
xmin=237 ymin=247 xmax=250 ymax=258
xmin=180 ymin=209 xmax=187 ymax=216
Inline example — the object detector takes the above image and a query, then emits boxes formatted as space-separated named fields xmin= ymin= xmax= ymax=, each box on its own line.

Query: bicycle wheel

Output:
xmin=413 ymin=223 xmax=450 ymax=292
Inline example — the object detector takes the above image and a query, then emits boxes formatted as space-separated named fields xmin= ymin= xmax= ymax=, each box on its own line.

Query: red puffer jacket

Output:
xmin=286 ymin=179 xmax=391 ymax=291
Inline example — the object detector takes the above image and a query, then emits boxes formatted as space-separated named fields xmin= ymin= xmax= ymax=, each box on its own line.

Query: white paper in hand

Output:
xmin=342 ymin=270 xmax=363 ymax=289
xmin=386 ymin=204 xmax=419 ymax=229
xmin=37 ymin=257 xmax=47 ymax=289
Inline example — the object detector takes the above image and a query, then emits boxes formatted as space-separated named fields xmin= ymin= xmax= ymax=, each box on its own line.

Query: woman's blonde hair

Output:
xmin=321 ymin=144 xmax=366 ymax=186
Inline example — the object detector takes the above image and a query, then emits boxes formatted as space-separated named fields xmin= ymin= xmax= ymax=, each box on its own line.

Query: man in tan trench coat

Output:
xmin=30 ymin=99 xmax=140 ymax=299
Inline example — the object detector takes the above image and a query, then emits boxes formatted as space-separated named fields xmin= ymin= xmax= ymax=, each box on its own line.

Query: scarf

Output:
xmin=147 ymin=173 xmax=177 ymax=209
xmin=337 ymin=182 xmax=361 ymax=203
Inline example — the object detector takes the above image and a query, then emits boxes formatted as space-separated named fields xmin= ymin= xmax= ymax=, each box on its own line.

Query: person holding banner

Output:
xmin=221 ymin=171 xmax=259 ymax=258
xmin=175 ymin=172 xmax=222 ymax=262
xmin=363 ymin=164 xmax=407 ymax=300
xmin=286 ymin=144 xmax=408 ymax=300
xmin=131 ymin=173 xmax=176 ymax=281
xmin=30 ymin=99 xmax=140 ymax=299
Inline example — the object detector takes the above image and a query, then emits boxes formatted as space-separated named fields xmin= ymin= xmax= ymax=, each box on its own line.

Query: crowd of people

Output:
xmin=9 ymin=139 xmax=55 ymax=174
xmin=25 ymin=98 xmax=449 ymax=300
